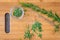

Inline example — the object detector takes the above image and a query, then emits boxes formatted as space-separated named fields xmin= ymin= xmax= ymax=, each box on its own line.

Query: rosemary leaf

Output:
xmin=38 ymin=34 xmax=42 ymax=38
xmin=47 ymin=10 xmax=54 ymax=18
xmin=41 ymin=9 xmax=48 ymax=14
xmin=53 ymin=13 xmax=60 ymax=22
xmin=55 ymin=24 xmax=60 ymax=32
xmin=20 ymin=3 xmax=31 ymax=8
xmin=24 ymin=27 xmax=33 ymax=39
xmin=32 ymin=21 xmax=42 ymax=32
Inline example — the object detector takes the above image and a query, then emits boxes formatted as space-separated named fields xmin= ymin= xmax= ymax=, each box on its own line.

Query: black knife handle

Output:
xmin=5 ymin=13 xmax=10 ymax=33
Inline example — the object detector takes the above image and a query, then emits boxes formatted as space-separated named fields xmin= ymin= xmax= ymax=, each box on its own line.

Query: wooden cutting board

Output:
xmin=0 ymin=1 xmax=60 ymax=40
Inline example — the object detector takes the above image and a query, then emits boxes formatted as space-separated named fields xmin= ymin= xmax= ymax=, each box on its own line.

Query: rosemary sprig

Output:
xmin=20 ymin=3 xmax=60 ymax=32
xmin=32 ymin=21 xmax=42 ymax=32
xmin=24 ymin=21 xmax=42 ymax=39
xmin=24 ymin=26 xmax=33 ymax=40
xmin=20 ymin=3 xmax=41 ymax=12
xmin=32 ymin=21 xmax=42 ymax=38
xmin=20 ymin=3 xmax=60 ymax=23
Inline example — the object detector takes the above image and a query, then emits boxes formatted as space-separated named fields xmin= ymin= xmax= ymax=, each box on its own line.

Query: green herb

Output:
xmin=20 ymin=3 xmax=60 ymax=23
xmin=41 ymin=9 xmax=48 ymax=14
xmin=20 ymin=3 xmax=41 ymax=12
xmin=53 ymin=13 xmax=60 ymax=22
xmin=20 ymin=3 xmax=33 ymax=8
xmin=24 ymin=30 xmax=32 ymax=39
xmin=38 ymin=34 xmax=42 ymax=38
xmin=24 ymin=27 xmax=33 ymax=40
xmin=47 ymin=10 xmax=54 ymax=18
xmin=13 ymin=8 xmax=22 ymax=17
xmin=24 ymin=21 xmax=42 ymax=39
xmin=32 ymin=21 xmax=42 ymax=38
xmin=55 ymin=24 xmax=60 ymax=32
xmin=20 ymin=3 xmax=60 ymax=32
xmin=32 ymin=21 xmax=42 ymax=32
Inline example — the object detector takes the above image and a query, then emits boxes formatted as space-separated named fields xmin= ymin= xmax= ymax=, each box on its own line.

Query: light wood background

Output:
xmin=0 ymin=0 xmax=60 ymax=40
xmin=0 ymin=0 xmax=60 ymax=2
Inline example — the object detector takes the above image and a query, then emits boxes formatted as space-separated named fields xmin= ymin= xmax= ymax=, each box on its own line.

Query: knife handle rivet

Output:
xmin=5 ymin=13 xmax=10 ymax=33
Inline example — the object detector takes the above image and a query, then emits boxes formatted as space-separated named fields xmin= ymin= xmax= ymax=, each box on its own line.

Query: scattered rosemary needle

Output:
xmin=38 ymin=34 xmax=42 ymax=38
xmin=53 ymin=13 xmax=60 ymax=22
xmin=47 ymin=10 xmax=54 ymax=18
xmin=24 ymin=27 xmax=33 ymax=40
xmin=32 ymin=21 xmax=42 ymax=32
xmin=41 ymin=9 xmax=48 ymax=14
xmin=55 ymin=24 xmax=60 ymax=32
xmin=32 ymin=21 xmax=42 ymax=38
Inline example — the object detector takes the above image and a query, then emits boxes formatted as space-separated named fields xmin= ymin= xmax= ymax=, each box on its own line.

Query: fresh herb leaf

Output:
xmin=24 ymin=29 xmax=33 ymax=39
xmin=32 ymin=21 xmax=42 ymax=32
xmin=20 ymin=3 xmax=32 ymax=8
xmin=53 ymin=13 xmax=60 ymax=22
xmin=38 ymin=34 xmax=42 ymax=38
xmin=32 ymin=24 xmax=37 ymax=32
xmin=47 ymin=10 xmax=54 ymax=18
xmin=21 ymin=3 xmax=41 ymax=12
xmin=13 ymin=8 xmax=22 ymax=17
xmin=31 ymin=5 xmax=41 ymax=12
xmin=55 ymin=24 xmax=60 ymax=32
xmin=24 ymin=27 xmax=33 ymax=39
xmin=41 ymin=9 xmax=48 ymax=14
xmin=32 ymin=21 xmax=42 ymax=38
xmin=38 ymin=29 xmax=42 ymax=32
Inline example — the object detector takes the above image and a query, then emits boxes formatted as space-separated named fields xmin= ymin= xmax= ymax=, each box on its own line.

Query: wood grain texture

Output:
xmin=0 ymin=0 xmax=60 ymax=2
xmin=0 ymin=1 xmax=60 ymax=40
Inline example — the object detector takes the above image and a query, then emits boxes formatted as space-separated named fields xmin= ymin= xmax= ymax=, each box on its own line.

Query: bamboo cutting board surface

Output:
xmin=0 ymin=1 xmax=60 ymax=40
